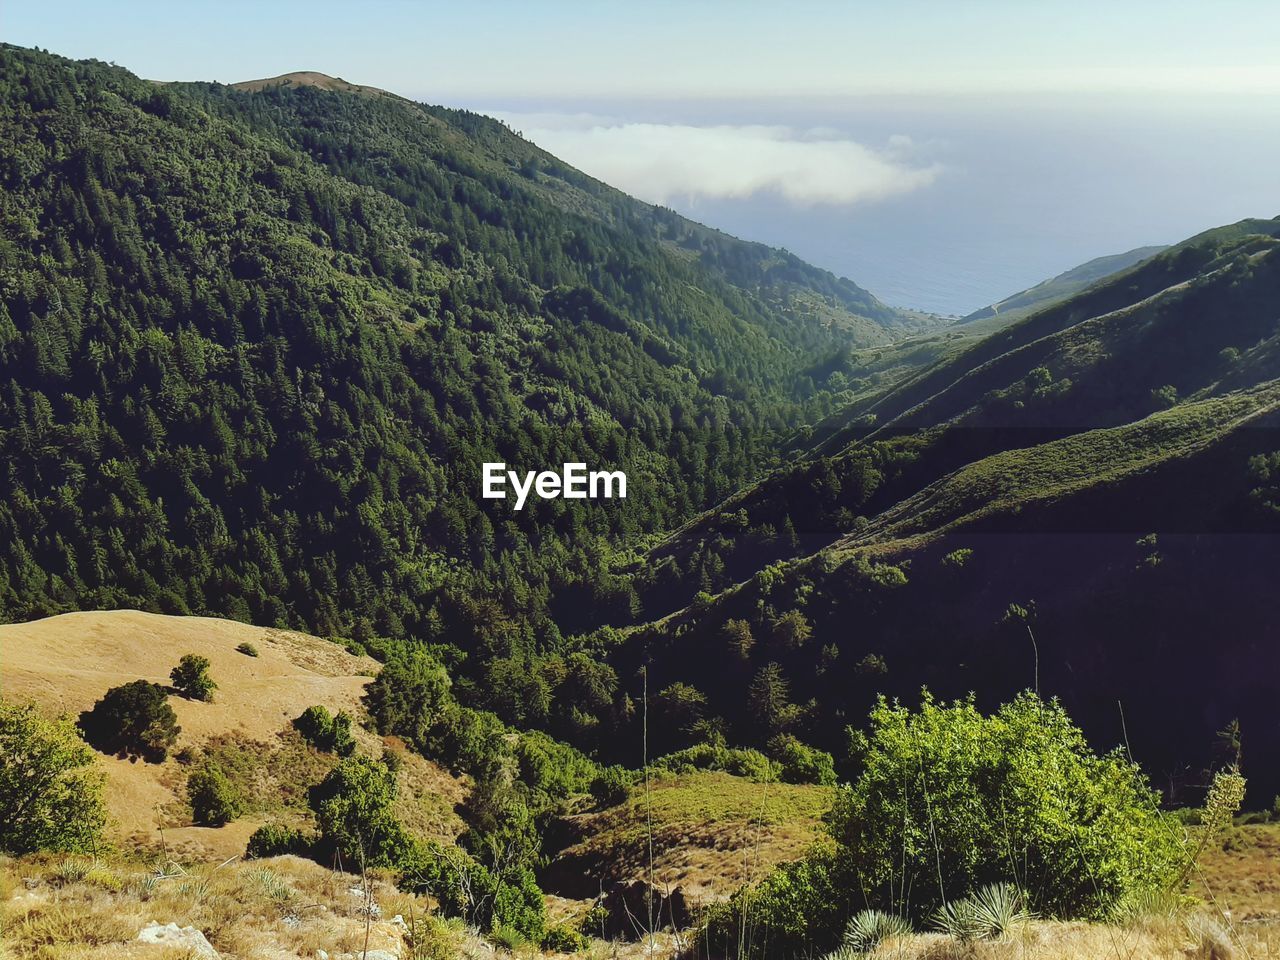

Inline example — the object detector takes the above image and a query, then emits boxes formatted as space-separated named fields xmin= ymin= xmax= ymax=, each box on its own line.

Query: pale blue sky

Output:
xmin=7 ymin=0 xmax=1280 ymax=99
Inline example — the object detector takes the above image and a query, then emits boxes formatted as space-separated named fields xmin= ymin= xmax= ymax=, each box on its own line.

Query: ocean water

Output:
xmin=485 ymin=93 xmax=1280 ymax=316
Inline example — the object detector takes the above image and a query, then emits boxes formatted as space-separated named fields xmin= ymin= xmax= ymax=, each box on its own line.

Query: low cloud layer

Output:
xmin=498 ymin=114 xmax=942 ymax=207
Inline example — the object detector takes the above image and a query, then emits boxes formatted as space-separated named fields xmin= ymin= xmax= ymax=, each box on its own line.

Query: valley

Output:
xmin=1 ymin=40 xmax=1278 ymax=960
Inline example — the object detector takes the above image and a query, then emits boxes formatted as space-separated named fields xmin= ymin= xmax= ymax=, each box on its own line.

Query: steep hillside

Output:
xmin=960 ymin=244 xmax=1166 ymax=327
xmin=0 ymin=610 xmax=465 ymax=858
xmin=632 ymin=219 xmax=1280 ymax=614
xmin=613 ymin=222 xmax=1280 ymax=803
xmin=0 ymin=44 xmax=928 ymax=670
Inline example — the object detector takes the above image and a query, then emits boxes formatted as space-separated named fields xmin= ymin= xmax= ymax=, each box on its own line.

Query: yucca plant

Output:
xmin=934 ymin=883 xmax=1032 ymax=942
xmin=826 ymin=909 xmax=912 ymax=957
xmin=933 ymin=897 xmax=983 ymax=943
xmin=969 ymin=882 xmax=1033 ymax=940
xmin=1111 ymin=887 xmax=1190 ymax=923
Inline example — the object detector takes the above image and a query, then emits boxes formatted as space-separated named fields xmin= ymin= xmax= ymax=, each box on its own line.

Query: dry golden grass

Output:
xmin=0 ymin=853 xmax=466 ymax=960
xmin=1194 ymin=823 xmax=1280 ymax=921
xmin=851 ymin=912 xmax=1280 ymax=960
xmin=0 ymin=610 xmax=466 ymax=859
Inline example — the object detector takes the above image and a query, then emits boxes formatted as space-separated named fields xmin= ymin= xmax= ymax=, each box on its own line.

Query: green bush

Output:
xmin=0 ymin=698 xmax=107 ymax=855
xmin=187 ymin=761 xmax=243 ymax=826
xmin=514 ymin=730 xmax=599 ymax=804
xmin=77 ymin=680 xmax=180 ymax=762
xmin=170 ymin=654 xmax=217 ymax=702
xmin=541 ymin=922 xmax=590 ymax=953
xmin=654 ymin=740 xmax=780 ymax=782
xmin=702 ymin=850 xmax=844 ymax=960
xmin=246 ymin=822 xmax=315 ymax=859
xmin=293 ymin=705 xmax=356 ymax=757
xmin=404 ymin=840 xmax=546 ymax=942
xmin=309 ymin=755 xmax=412 ymax=868
xmin=768 ymin=735 xmax=837 ymax=785
xmin=588 ymin=765 xmax=634 ymax=807
xmin=236 ymin=642 xmax=259 ymax=657
xmin=830 ymin=692 xmax=1185 ymax=921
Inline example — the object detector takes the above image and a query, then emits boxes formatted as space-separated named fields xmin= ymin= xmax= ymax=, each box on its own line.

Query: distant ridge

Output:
xmin=231 ymin=70 xmax=398 ymax=98
xmin=961 ymin=244 xmax=1167 ymax=325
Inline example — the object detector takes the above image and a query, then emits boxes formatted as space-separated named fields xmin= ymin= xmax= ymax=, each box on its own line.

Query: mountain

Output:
xmin=960 ymin=244 xmax=1167 ymax=327
xmin=0 ymin=45 xmax=928 ymax=657
xmin=3 ymin=39 xmax=1278 ymax=848
xmin=622 ymin=218 xmax=1280 ymax=800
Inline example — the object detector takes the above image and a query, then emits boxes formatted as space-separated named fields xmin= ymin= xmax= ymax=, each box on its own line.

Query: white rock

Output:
xmin=317 ymin=951 xmax=329 ymax=960
xmin=390 ymin=914 xmax=407 ymax=928
xmin=136 ymin=922 xmax=219 ymax=958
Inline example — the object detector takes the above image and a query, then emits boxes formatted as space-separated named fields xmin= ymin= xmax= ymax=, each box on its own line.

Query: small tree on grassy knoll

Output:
xmin=171 ymin=653 xmax=217 ymax=701
xmin=78 ymin=680 xmax=180 ymax=762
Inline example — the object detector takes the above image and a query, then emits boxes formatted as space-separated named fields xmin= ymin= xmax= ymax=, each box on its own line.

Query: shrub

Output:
xmin=187 ymin=761 xmax=243 ymax=826
xmin=829 ymin=692 xmax=1185 ymax=921
xmin=703 ymin=850 xmax=843 ymax=960
xmin=541 ymin=923 xmax=590 ymax=953
xmin=170 ymin=654 xmax=217 ymax=701
xmin=309 ymin=755 xmax=412 ymax=868
xmin=588 ymin=765 xmax=634 ymax=807
xmin=404 ymin=840 xmax=546 ymax=942
xmin=514 ymin=730 xmax=599 ymax=804
xmin=0 ymin=698 xmax=107 ymax=854
xmin=246 ymin=822 xmax=315 ymax=859
xmin=293 ymin=705 xmax=357 ymax=757
xmin=236 ymin=642 xmax=259 ymax=657
xmin=769 ymin=734 xmax=837 ymax=785
xmin=655 ymin=739 xmax=779 ymax=782
xmin=78 ymin=680 xmax=180 ymax=761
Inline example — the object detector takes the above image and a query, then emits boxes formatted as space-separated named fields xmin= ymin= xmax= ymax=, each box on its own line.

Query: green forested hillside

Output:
xmin=2 ymin=41 xmax=1278 ymax=821
xmin=0 ymin=44 xmax=916 ymax=651
xmin=618 ymin=225 xmax=1280 ymax=801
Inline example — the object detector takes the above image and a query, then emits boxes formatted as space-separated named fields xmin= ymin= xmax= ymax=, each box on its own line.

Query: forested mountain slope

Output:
xmin=615 ymin=223 xmax=1280 ymax=800
xmin=634 ymin=221 xmax=1280 ymax=612
xmin=0 ymin=44 xmax=922 ymax=653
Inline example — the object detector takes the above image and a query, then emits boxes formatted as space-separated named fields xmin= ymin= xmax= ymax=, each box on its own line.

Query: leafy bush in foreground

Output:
xmin=309 ymin=755 xmax=413 ymax=868
xmin=403 ymin=840 xmax=546 ymax=942
xmin=0 ymin=698 xmax=107 ymax=854
xmin=706 ymin=692 xmax=1186 ymax=958
xmin=833 ymin=692 xmax=1185 ymax=921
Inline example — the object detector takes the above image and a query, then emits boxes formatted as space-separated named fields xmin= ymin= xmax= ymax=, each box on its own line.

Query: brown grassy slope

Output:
xmin=0 ymin=610 xmax=464 ymax=859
